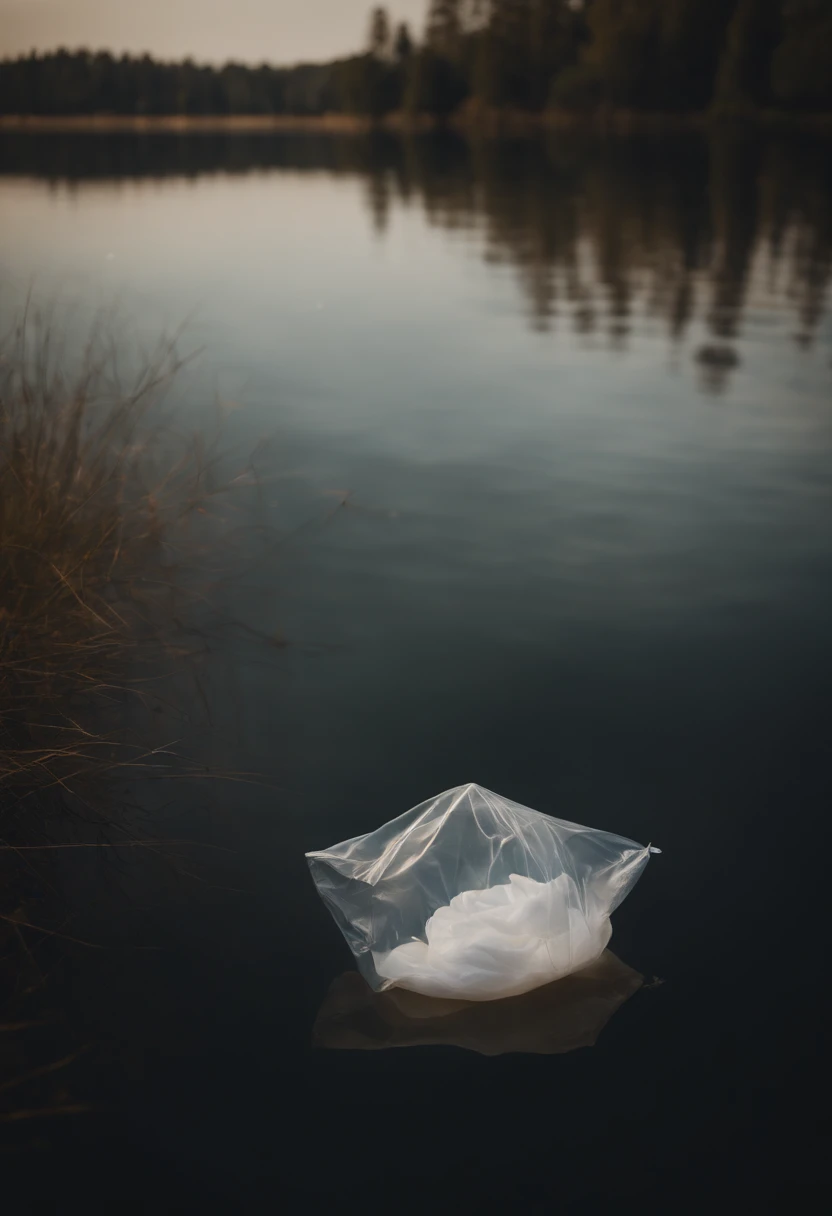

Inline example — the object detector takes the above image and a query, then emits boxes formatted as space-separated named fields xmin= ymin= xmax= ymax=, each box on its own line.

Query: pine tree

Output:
xmin=426 ymin=0 xmax=464 ymax=54
xmin=657 ymin=1 xmax=736 ymax=112
xmin=473 ymin=2 xmax=586 ymax=110
xmin=771 ymin=0 xmax=832 ymax=109
xmin=394 ymin=22 xmax=414 ymax=63
xmin=714 ymin=0 xmax=782 ymax=111
xmin=368 ymin=7 xmax=392 ymax=58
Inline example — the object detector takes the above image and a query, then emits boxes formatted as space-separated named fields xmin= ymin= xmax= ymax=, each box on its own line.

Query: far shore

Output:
xmin=1 ymin=109 xmax=830 ymax=136
xmin=0 ymin=113 xmax=376 ymax=134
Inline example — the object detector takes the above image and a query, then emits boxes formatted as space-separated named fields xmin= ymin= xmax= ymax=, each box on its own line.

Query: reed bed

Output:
xmin=0 ymin=302 xmax=261 ymax=1125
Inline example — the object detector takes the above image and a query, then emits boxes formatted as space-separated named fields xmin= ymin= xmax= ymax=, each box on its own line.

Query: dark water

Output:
xmin=1 ymin=130 xmax=830 ymax=1212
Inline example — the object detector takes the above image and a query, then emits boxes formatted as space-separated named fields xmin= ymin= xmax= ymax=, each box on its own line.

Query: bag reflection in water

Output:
xmin=307 ymin=783 xmax=659 ymax=1002
xmin=313 ymin=951 xmax=645 ymax=1056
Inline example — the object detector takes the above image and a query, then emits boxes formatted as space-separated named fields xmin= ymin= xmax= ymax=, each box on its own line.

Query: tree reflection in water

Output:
xmin=2 ymin=127 xmax=829 ymax=394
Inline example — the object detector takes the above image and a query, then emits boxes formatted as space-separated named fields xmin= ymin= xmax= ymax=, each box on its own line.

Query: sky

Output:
xmin=0 ymin=0 xmax=429 ymax=65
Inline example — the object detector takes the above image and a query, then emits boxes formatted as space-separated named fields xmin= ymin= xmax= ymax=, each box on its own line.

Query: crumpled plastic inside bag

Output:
xmin=307 ymin=783 xmax=657 ymax=1002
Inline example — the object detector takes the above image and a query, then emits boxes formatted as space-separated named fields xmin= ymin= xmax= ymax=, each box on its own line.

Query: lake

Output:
xmin=1 ymin=129 xmax=829 ymax=1212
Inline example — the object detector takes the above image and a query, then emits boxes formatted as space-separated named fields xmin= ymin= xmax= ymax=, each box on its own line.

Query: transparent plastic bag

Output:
xmin=307 ymin=783 xmax=658 ymax=1002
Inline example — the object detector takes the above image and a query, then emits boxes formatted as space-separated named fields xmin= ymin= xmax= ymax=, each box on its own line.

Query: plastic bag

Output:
xmin=307 ymin=783 xmax=658 ymax=1002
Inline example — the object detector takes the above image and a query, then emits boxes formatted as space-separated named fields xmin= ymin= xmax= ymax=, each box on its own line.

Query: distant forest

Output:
xmin=1 ymin=1 xmax=830 ymax=120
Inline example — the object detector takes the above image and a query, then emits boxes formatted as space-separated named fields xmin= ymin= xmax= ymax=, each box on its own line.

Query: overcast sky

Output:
xmin=0 ymin=0 xmax=430 ymax=65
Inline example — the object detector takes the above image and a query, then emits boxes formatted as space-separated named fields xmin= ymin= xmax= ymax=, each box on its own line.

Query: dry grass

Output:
xmin=0 ymin=301 xmax=262 ymax=1123
xmin=0 ymin=302 xmax=246 ymax=829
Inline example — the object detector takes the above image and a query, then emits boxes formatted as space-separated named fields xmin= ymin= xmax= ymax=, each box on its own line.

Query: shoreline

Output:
xmin=1 ymin=110 xmax=830 ymax=136
xmin=0 ymin=113 xmax=374 ymax=134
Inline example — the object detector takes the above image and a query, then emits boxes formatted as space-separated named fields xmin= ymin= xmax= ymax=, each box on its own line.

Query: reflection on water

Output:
xmin=313 ymin=951 xmax=643 ymax=1056
xmin=2 ymin=129 xmax=829 ymax=393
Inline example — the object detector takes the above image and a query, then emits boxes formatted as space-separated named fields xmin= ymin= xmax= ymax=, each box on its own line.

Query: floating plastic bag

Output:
xmin=307 ymin=783 xmax=658 ymax=1002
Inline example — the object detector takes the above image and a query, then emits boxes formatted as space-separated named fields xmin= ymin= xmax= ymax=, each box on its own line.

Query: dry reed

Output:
xmin=0 ymin=300 xmax=260 ymax=1124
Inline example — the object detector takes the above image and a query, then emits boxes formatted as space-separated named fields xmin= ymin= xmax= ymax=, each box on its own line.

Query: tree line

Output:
xmin=1 ymin=1 xmax=830 ymax=119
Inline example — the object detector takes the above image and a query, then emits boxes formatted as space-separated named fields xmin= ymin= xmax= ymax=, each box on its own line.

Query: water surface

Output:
xmin=1 ymin=130 xmax=829 ymax=1212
